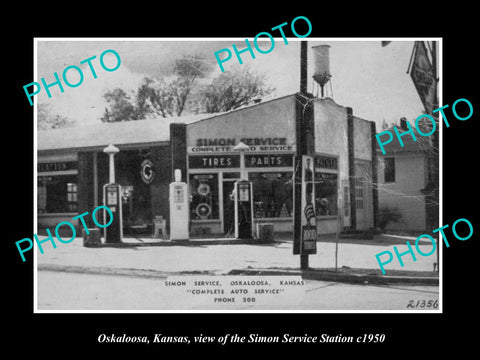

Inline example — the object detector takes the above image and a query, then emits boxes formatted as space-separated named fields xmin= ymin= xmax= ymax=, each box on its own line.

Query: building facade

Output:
xmin=376 ymin=120 xmax=438 ymax=232
xmin=37 ymin=93 xmax=378 ymax=238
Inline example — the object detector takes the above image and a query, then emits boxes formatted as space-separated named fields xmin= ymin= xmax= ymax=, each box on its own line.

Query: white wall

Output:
xmin=313 ymin=98 xmax=349 ymax=177
xmin=353 ymin=116 xmax=374 ymax=230
xmin=377 ymin=153 xmax=427 ymax=231
xmin=353 ymin=116 xmax=373 ymax=161
xmin=314 ymin=99 xmax=376 ymax=231
xmin=186 ymin=95 xmax=297 ymax=146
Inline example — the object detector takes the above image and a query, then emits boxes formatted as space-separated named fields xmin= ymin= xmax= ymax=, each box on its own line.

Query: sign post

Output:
xmin=335 ymin=192 xmax=342 ymax=270
xmin=410 ymin=41 xmax=439 ymax=272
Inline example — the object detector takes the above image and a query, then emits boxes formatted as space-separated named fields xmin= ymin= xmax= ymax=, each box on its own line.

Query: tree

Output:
xmin=135 ymin=55 xmax=207 ymax=118
xmin=171 ymin=56 xmax=206 ymax=116
xmin=37 ymin=103 xmax=75 ymax=130
xmin=100 ymin=59 xmax=274 ymax=122
xmin=135 ymin=77 xmax=174 ymax=118
xmin=201 ymin=68 xmax=274 ymax=113
xmin=102 ymin=55 xmax=208 ymax=121
xmin=101 ymin=88 xmax=137 ymax=122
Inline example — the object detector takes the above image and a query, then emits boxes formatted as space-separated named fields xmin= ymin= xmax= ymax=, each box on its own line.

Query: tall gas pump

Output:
xmin=169 ymin=169 xmax=189 ymax=240
xmin=233 ymin=142 xmax=254 ymax=239
xmin=234 ymin=180 xmax=254 ymax=239
xmin=103 ymin=183 xmax=123 ymax=243
xmin=103 ymin=144 xmax=123 ymax=243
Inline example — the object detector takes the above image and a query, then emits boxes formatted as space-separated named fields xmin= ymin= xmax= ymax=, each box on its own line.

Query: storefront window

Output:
xmin=249 ymin=172 xmax=293 ymax=218
xmin=314 ymin=172 xmax=338 ymax=216
xmin=342 ymin=179 xmax=350 ymax=218
xmin=67 ymin=183 xmax=78 ymax=211
xmin=38 ymin=175 xmax=78 ymax=213
xmin=38 ymin=182 xmax=47 ymax=214
xmin=355 ymin=177 xmax=364 ymax=209
xmin=189 ymin=174 xmax=219 ymax=220
xmin=384 ymin=157 xmax=395 ymax=183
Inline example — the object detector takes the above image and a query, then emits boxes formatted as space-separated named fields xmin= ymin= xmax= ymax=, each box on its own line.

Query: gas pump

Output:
xmin=234 ymin=180 xmax=254 ymax=239
xmin=103 ymin=183 xmax=123 ymax=243
xmin=169 ymin=169 xmax=189 ymax=240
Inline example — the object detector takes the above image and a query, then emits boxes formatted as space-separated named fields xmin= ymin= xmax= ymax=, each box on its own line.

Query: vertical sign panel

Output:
xmin=300 ymin=155 xmax=317 ymax=254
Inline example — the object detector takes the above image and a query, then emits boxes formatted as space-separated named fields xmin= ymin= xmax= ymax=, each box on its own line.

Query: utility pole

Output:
xmin=293 ymin=41 xmax=317 ymax=270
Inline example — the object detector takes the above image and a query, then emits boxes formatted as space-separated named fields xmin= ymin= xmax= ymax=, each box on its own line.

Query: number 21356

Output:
xmin=407 ymin=300 xmax=438 ymax=308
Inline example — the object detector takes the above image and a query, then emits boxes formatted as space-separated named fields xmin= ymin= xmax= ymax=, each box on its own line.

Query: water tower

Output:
xmin=312 ymin=44 xmax=332 ymax=98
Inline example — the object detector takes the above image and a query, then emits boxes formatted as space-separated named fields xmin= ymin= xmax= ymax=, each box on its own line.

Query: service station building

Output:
xmin=37 ymin=93 xmax=378 ymax=238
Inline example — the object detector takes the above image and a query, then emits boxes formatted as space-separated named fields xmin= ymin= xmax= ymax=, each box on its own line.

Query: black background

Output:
xmin=5 ymin=3 xmax=478 ymax=355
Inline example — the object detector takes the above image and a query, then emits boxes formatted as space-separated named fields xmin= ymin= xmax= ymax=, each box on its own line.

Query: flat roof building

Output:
xmin=37 ymin=93 xmax=378 ymax=238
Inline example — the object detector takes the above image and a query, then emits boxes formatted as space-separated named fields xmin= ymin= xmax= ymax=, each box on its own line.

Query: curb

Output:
xmin=38 ymin=264 xmax=214 ymax=279
xmin=38 ymin=264 xmax=439 ymax=285
xmin=83 ymin=239 xmax=276 ymax=248
xmin=227 ymin=268 xmax=439 ymax=285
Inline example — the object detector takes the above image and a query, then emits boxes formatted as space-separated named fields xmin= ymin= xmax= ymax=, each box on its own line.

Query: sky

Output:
xmin=35 ymin=38 xmax=432 ymax=130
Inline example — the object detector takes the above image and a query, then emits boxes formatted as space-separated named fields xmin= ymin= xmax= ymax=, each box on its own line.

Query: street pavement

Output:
xmin=34 ymin=234 xmax=440 ymax=311
xmin=35 ymin=234 xmax=439 ymax=275
xmin=37 ymin=270 xmax=439 ymax=311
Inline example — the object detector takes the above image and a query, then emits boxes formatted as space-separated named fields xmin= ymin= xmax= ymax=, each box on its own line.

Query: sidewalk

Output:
xmin=35 ymin=233 xmax=439 ymax=285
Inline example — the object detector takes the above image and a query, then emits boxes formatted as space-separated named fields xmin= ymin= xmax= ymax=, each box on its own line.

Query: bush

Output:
xmin=377 ymin=207 xmax=404 ymax=231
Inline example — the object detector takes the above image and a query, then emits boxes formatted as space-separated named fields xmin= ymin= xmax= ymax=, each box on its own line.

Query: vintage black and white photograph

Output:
xmin=34 ymin=38 xmax=441 ymax=311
